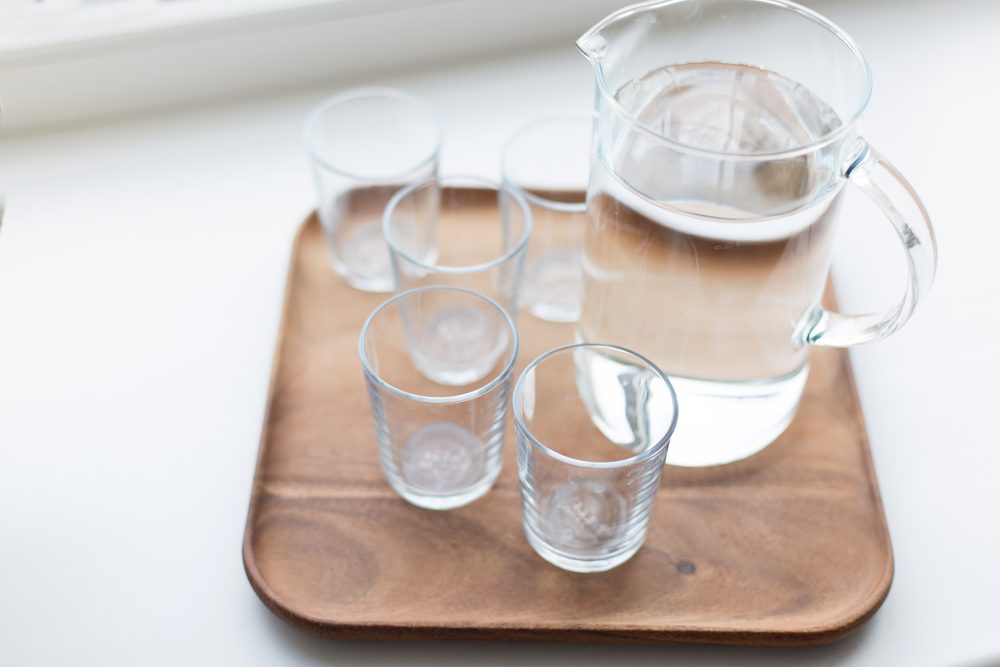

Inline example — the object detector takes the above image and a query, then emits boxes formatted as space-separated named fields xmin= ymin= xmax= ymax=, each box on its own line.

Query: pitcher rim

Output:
xmin=578 ymin=0 xmax=874 ymax=162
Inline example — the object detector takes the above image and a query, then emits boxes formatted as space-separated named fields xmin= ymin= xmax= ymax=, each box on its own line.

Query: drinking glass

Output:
xmin=304 ymin=88 xmax=442 ymax=292
xmin=514 ymin=344 xmax=678 ymax=572
xmin=360 ymin=286 xmax=518 ymax=510
xmin=501 ymin=118 xmax=590 ymax=323
xmin=383 ymin=176 xmax=530 ymax=382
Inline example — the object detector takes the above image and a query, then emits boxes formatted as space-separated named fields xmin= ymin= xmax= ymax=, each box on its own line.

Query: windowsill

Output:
xmin=0 ymin=0 xmax=439 ymax=61
xmin=0 ymin=0 xmax=623 ymax=135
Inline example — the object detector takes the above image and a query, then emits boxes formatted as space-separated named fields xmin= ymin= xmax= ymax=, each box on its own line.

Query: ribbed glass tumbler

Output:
xmin=501 ymin=117 xmax=590 ymax=323
xmin=382 ymin=175 xmax=531 ymax=318
xmin=360 ymin=286 xmax=518 ymax=510
xmin=513 ymin=344 xmax=678 ymax=572
xmin=304 ymin=87 xmax=442 ymax=292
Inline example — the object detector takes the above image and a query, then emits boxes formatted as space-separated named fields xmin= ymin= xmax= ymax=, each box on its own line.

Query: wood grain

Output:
xmin=242 ymin=199 xmax=893 ymax=645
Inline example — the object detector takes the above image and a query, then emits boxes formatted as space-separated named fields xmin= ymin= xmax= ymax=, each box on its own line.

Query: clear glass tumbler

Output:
xmin=383 ymin=176 xmax=530 ymax=384
xmin=514 ymin=344 xmax=678 ymax=572
xmin=304 ymin=87 xmax=442 ymax=293
xmin=360 ymin=286 xmax=518 ymax=510
xmin=501 ymin=118 xmax=590 ymax=323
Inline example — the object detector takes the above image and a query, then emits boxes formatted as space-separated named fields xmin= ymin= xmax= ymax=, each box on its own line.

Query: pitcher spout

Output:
xmin=576 ymin=23 xmax=608 ymax=64
xmin=577 ymin=0 xmax=665 ymax=64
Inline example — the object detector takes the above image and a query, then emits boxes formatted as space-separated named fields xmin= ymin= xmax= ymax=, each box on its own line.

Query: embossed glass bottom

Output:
xmin=388 ymin=423 xmax=503 ymax=510
xmin=360 ymin=287 xmax=517 ymax=511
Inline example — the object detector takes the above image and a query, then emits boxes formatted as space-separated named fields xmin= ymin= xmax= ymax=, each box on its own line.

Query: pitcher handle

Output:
xmin=801 ymin=139 xmax=938 ymax=347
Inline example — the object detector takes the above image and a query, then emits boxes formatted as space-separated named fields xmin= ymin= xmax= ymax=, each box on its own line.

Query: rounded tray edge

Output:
xmin=759 ymin=544 xmax=894 ymax=647
xmin=240 ymin=514 xmax=894 ymax=646
xmin=242 ymin=531 xmax=345 ymax=638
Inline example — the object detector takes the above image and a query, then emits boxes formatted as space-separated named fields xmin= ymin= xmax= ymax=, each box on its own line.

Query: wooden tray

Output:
xmin=243 ymin=201 xmax=893 ymax=646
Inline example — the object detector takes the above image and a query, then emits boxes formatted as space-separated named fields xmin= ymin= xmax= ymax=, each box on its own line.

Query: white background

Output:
xmin=1 ymin=0 xmax=999 ymax=665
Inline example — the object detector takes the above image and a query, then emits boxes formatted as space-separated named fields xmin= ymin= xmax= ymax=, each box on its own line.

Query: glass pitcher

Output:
xmin=576 ymin=0 xmax=937 ymax=466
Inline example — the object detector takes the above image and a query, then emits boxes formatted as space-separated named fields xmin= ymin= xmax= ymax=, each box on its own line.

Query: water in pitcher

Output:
xmin=579 ymin=62 xmax=844 ymax=465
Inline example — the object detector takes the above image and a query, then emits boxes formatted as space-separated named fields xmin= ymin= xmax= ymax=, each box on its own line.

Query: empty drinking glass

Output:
xmin=360 ymin=286 xmax=518 ymax=510
xmin=501 ymin=118 xmax=590 ymax=322
xmin=383 ymin=176 xmax=530 ymax=384
xmin=304 ymin=88 xmax=442 ymax=292
xmin=514 ymin=344 xmax=678 ymax=572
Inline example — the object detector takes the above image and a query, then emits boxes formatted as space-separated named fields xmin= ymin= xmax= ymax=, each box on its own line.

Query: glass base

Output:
xmin=523 ymin=519 xmax=645 ymax=573
xmin=524 ymin=251 xmax=582 ymax=323
xmin=384 ymin=423 xmax=501 ymax=510
xmin=573 ymin=341 xmax=808 ymax=467
xmin=387 ymin=467 xmax=501 ymax=511
xmin=325 ymin=220 xmax=394 ymax=293
xmin=664 ymin=365 xmax=809 ymax=467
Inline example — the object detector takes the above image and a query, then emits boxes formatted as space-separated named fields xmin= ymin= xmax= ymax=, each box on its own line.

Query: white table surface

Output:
xmin=1 ymin=0 xmax=998 ymax=664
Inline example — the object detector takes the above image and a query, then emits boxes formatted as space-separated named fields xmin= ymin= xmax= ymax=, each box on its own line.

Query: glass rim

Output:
xmin=302 ymin=87 xmax=444 ymax=182
xmin=358 ymin=286 xmax=519 ymax=404
xmin=515 ymin=189 xmax=587 ymax=214
xmin=500 ymin=116 xmax=590 ymax=212
xmin=579 ymin=0 xmax=874 ymax=162
xmin=512 ymin=343 xmax=679 ymax=470
xmin=383 ymin=175 xmax=533 ymax=274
